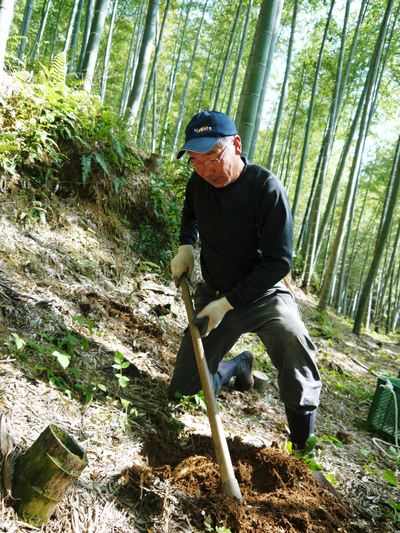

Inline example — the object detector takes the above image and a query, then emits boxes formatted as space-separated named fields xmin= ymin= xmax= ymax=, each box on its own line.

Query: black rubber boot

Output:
xmin=285 ymin=407 xmax=316 ymax=451
xmin=234 ymin=351 xmax=255 ymax=391
xmin=216 ymin=351 xmax=254 ymax=393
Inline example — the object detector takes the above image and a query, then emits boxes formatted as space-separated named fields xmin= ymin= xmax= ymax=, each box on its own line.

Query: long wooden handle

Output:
xmin=179 ymin=276 xmax=242 ymax=501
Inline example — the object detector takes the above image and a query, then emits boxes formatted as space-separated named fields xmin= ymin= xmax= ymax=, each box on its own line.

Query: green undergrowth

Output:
xmin=0 ymin=58 xmax=180 ymax=273
xmin=1 ymin=55 xmax=135 ymax=191
xmin=8 ymin=329 xmax=110 ymax=404
xmin=6 ymin=329 xmax=150 ymax=432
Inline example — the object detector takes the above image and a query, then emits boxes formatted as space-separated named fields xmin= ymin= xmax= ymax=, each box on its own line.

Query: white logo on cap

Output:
xmin=194 ymin=126 xmax=212 ymax=134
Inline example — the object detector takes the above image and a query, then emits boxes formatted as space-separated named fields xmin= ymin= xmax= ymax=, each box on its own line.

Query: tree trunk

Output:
xmin=353 ymin=134 xmax=400 ymax=333
xmin=332 ymin=5 xmax=395 ymax=309
xmin=338 ymin=176 xmax=374 ymax=313
xmin=63 ymin=0 xmax=81 ymax=53
xmin=77 ymin=0 xmax=95 ymax=72
xmin=137 ymin=0 xmax=171 ymax=146
xmin=197 ymin=26 xmax=217 ymax=111
xmin=319 ymin=0 xmax=395 ymax=311
xmin=100 ymin=0 xmax=118 ymax=102
xmin=315 ymin=84 xmax=366 ymax=257
xmin=391 ymin=262 xmax=400 ymax=331
xmin=301 ymin=0 xmax=350 ymax=290
xmin=365 ymin=285 xmax=373 ymax=331
xmin=385 ymin=267 xmax=395 ymax=334
xmin=125 ymin=0 xmax=160 ymax=128
xmin=0 ymin=0 xmax=15 ymax=82
xmin=291 ymin=0 xmax=335 ymax=222
xmin=151 ymin=64 xmax=158 ymax=152
xmin=118 ymin=2 xmax=145 ymax=115
xmin=158 ymin=2 xmax=190 ymax=153
xmin=213 ymin=0 xmax=243 ymax=111
xmin=237 ymin=0 xmax=277 ymax=157
xmin=281 ymin=62 xmax=306 ymax=189
xmin=248 ymin=0 xmax=283 ymax=161
xmin=315 ymin=0 xmax=378 ymax=255
xmin=30 ymin=0 xmax=53 ymax=64
xmin=226 ymin=0 xmax=252 ymax=117
xmin=16 ymin=0 xmax=35 ymax=62
xmin=13 ymin=425 xmax=87 ymax=526
xmin=80 ymin=0 xmax=110 ymax=92
xmin=171 ymin=0 xmax=208 ymax=155
xmin=379 ymin=221 xmax=400 ymax=330
xmin=49 ymin=0 xmax=65 ymax=62
xmin=267 ymin=0 xmax=298 ymax=170
xmin=208 ymin=33 xmax=228 ymax=106
xmin=67 ymin=0 xmax=85 ymax=72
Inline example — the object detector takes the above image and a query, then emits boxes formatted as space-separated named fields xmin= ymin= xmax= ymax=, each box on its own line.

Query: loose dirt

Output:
xmin=121 ymin=433 xmax=353 ymax=532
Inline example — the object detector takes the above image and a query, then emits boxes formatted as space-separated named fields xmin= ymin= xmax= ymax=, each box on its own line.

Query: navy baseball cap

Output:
xmin=176 ymin=110 xmax=238 ymax=159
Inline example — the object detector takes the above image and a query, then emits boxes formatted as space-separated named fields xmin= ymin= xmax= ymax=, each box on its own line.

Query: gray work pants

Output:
xmin=168 ymin=283 xmax=322 ymax=414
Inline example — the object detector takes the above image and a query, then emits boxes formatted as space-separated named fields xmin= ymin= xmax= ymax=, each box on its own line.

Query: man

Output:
xmin=169 ymin=110 xmax=322 ymax=452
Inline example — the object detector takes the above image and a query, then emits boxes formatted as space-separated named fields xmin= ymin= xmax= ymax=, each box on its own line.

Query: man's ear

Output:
xmin=233 ymin=135 xmax=242 ymax=154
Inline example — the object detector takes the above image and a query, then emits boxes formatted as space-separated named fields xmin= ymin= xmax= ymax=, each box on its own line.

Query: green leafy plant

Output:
xmin=175 ymin=390 xmax=207 ymax=412
xmin=73 ymin=315 xmax=96 ymax=335
xmin=204 ymin=522 xmax=232 ymax=533
xmin=291 ymin=251 xmax=305 ymax=279
xmin=136 ymin=173 xmax=180 ymax=270
xmin=11 ymin=333 xmax=26 ymax=351
xmin=74 ymin=381 xmax=108 ymax=404
xmin=363 ymin=463 xmax=398 ymax=487
xmin=168 ymin=417 xmax=185 ymax=438
xmin=317 ymin=434 xmax=344 ymax=447
xmin=52 ymin=350 xmax=70 ymax=369
xmin=383 ymin=469 xmax=398 ymax=487
xmin=385 ymin=500 xmax=400 ymax=525
xmin=310 ymin=310 xmax=340 ymax=338
xmin=286 ymin=435 xmax=338 ymax=483
xmin=117 ymin=398 xmax=142 ymax=431
xmin=0 ymin=64 xmax=136 ymax=198
xmin=112 ymin=351 xmax=131 ymax=388
xmin=387 ymin=446 xmax=400 ymax=468
xmin=7 ymin=331 xmax=105 ymax=404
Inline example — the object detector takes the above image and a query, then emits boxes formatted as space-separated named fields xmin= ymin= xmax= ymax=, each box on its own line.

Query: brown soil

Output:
xmin=120 ymin=433 xmax=354 ymax=532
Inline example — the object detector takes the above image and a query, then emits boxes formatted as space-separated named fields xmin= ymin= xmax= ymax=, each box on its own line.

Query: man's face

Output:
xmin=188 ymin=136 xmax=243 ymax=188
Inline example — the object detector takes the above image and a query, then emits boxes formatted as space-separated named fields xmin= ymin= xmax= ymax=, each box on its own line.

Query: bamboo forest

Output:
xmin=1 ymin=0 xmax=399 ymax=334
xmin=0 ymin=0 xmax=399 ymax=531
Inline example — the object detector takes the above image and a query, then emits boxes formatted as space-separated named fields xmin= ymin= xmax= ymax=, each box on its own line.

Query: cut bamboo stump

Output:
xmin=12 ymin=425 xmax=88 ymax=526
xmin=253 ymin=370 xmax=269 ymax=394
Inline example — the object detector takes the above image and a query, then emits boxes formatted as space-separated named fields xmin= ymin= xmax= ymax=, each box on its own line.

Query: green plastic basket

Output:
xmin=367 ymin=376 xmax=400 ymax=444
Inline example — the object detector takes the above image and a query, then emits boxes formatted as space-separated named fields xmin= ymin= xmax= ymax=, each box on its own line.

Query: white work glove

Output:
xmin=170 ymin=244 xmax=194 ymax=286
xmin=197 ymin=297 xmax=233 ymax=337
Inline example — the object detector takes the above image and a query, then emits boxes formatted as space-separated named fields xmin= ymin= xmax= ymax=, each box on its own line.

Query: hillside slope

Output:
xmin=0 ymin=72 xmax=399 ymax=533
xmin=0 ymin=188 xmax=399 ymax=532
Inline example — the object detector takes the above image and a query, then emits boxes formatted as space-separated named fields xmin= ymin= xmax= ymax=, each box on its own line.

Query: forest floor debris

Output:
xmin=0 ymin=194 xmax=399 ymax=532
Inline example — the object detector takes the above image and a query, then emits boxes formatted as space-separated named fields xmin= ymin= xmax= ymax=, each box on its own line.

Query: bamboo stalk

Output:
xmin=13 ymin=425 xmax=88 ymax=526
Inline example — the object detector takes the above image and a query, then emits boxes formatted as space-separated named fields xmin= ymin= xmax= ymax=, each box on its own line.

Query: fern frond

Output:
xmin=49 ymin=52 xmax=67 ymax=84
xmin=94 ymin=152 xmax=110 ymax=177
xmin=111 ymin=133 xmax=124 ymax=160
xmin=36 ymin=62 xmax=50 ymax=84
xmin=81 ymin=154 xmax=92 ymax=184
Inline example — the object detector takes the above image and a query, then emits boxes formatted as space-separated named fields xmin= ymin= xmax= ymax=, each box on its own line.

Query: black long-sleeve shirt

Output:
xmin=179 ymin=159 xmax=293 ymax=308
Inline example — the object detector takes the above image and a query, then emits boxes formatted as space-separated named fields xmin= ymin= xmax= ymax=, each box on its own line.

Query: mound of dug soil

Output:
xmin=121 ymin=434 xmax=355 ymax=532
